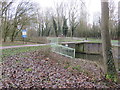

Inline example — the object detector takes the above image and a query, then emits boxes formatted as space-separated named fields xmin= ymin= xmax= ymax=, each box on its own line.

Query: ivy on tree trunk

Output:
xmin=101 ymin=0 xmax=118 ymax=82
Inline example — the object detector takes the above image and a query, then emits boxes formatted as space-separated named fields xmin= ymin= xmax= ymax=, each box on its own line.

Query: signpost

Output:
xmin=22 ymin=29 xmax=27 ymax=44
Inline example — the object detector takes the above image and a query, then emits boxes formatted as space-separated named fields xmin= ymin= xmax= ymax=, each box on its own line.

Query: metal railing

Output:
xmin=48 ymin=37 xmax=75 ymax=58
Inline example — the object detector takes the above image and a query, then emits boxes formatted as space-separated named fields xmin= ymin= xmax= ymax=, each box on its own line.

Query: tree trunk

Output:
xmin=38 ymin=23 xmax=41 ymax=37
xmin=118 ymin=1 xmax=120 ymax=78
xmin=118 ymin=1 xmax=120 ymax=41
xmin=47 ymin=27 xmax=51 ymax=36
xmin=52 ymin=17 xmax=58 ymax=37
xmin=3 ymin=31 xmax=8 ymax=42
xmin=3 ymin=11 xmax=8 ymax=42
xmin=41 ymin=24 xmax=44 ymax=37
xmin=11 ymin=28 xmax=16 ymax=42
xmin=71 ymin=26 xmax=74 ymax=37
xmin=101 ymin=0 xmax=118 ymax=82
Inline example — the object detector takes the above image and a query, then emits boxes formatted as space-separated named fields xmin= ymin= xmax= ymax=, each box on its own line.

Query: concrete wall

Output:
xmin=112 ymin=46 xmax=120 ymax=71
xmin=75 ymin=42 xmax=120 ymax=70
xmin=75 ymin=43 xmax=102 ymax=54
xmin=62 ymin=42 xmax=120 ymax=59
xmin=61 ymin=42 xmax=120 ymax=70
xmin=75 ymin=43 xmax=120 ymax=57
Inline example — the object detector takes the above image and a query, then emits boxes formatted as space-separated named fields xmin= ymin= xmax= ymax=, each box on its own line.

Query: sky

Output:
xmin=31 ymin=0 xmax=120 ymax=24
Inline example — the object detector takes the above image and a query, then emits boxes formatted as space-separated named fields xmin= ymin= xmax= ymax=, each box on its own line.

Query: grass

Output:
xmin=2 ymin=41 xmax=36 ymax=46
xmin=88 ymin=40 xmax=101 ymax=43
xmin=2 ymin=38 xmax=119 ymax=46
xmin=48 ymin=37 xmax=83 ymax=43
xmin=64 ymin=62 xmax=70 ymax=69
xmin=57 ymin=37 xmax=118 ymax=45
xmin=64 ymin=65 xmax=70 ymax=69
xmin=72 ymin=65 xmax=81 ymax=71
xmin=64 ymin=62 xmax=82 ymax=72
xmin=15 ymin=60 xmax=21 ymax=63
xmin=25 ymin=68 xmax=33 ymax=72
xmin=83 ymin=38 xmax=119 ymax=45
xmin=2 ymin=44 xmax=30 ymax=46
xmin=59 ymin=39 xmax=82 ymax=42
xmin=1 ymin=45 xmax=50 ymax=58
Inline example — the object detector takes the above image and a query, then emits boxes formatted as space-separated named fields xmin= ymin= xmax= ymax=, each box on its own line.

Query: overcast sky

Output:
xmin=31 ymin=0 xmax=120 ymax=23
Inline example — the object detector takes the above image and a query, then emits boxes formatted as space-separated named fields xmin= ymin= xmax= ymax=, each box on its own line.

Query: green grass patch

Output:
xmin=64 ymin=62 xmax=70 ymax=69
xmin=2 ymin=41 xmax=36 ymax=46
xmin=58 ymin=38 xmax=83 ymax=42
xmin=1 ymin=45 xmax=50 ymax=58
xmin=2 ymin=44 xmax=28 ymax=46
xmin=111 ymin=40 xmax=118 ymax=42
xmin=25 ymin=68 xmax=33 ymax=72
xmin=15 ymin=60 xmax=21 ymax=63
xmin=106 ymin=74 xmax=117 ymax=82
xmin=72 ymin=65 xmax=81 ymax=71
xmin=2 ymin=43 xmax=36 ymax=46
xmin=87 ymin=38 xmax=118 ymax=44
xmin=59 ymin=39 xmax=82 ymax=42
xmin=89 ymin=40 xmax=102 ymax=43
xmin=64 ymin=65 xmax=70 ymax=69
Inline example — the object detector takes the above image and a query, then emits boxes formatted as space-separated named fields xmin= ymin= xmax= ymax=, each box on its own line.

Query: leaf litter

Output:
xmin=1 ymin=48 xmax=120 ymax=89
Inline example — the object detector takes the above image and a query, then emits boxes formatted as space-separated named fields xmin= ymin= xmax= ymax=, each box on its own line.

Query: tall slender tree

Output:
xmin=118 ymin=1 xmax=120 ymax=41
xmin=62 ymin=17 xmax=68 ymax=37
xmin=52 ymin=17 xmax=58 ymax=37
xmin=101 ymin=0 xmax=118 ymax=82
xmin=118 ymin=1 xmax=120 ymax=74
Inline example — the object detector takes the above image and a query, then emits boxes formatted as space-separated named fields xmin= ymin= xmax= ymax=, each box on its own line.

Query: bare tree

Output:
xmin=44 ymin=9 xmax=53 ymax=36
xmin=1 ymin=1 xmax=13 ymax=42
xmin=109 ymin=0 xmax=118 ymax=39
xmin=53 ymin=1 xmax=67 ymax=36
xmin=68 ymin=0 xmax=80 ymax=37
xmin=36 ymin=8 xmax=53 ymax=37
xmin=62 ymin=16 xmax=68 ymax=37
xmin=10 ymin=1 xmax=38 ymax=42
xmin=52 ymin=16 xmax=58 ymax=37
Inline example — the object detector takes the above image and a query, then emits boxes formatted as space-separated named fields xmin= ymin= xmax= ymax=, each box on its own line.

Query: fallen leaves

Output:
xmin=1 ymin=48 xmax=120 ymax=89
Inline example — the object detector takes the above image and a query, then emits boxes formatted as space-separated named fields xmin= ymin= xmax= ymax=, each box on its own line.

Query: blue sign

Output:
xmin=22 ymin=29 xmax=27 ymax=38
xmin=22 ymin=35 xmax=27 ymax=38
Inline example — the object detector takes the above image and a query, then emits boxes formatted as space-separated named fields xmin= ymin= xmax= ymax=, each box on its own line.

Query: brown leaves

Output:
xmin=1 ymin=49 xmax=117 ymax=89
